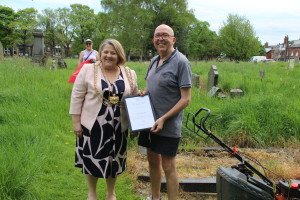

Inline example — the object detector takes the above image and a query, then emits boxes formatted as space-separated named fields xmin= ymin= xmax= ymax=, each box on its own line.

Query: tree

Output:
xmin=0 ymin=6 xmax=17 ymax=48
xmin=148 ymin=0 xmax=196 ymax=55
xmin=70 ymin=4 xmax=97 ymax=56
xmin=56 ymin=8 xmax=75 ymax=57
xmin=100 ymin=0 xmax=195 ymax=59
xmin=258 ymin=43 xmax=266 ymax=56
xmin=101 ymin=0 xmax=155 ymax=60
xmin=187 ymin=20 xmax=220 ymax=60
xmin=38 ymin=8 xmax=58 ymax=56
xmin=15 ymin=8 xmax=38 ymax=56
xmin=94 ymin=12 xmax=112 ymax=45
xmin=219 ymin=14 xmax=261 ymax=61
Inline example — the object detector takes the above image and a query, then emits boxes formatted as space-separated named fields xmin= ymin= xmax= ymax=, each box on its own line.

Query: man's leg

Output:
xmin=86 ymin=174 xmax=98 ymax=200
xmin=106 ymin=176 xmax=117 ymax=200
xmin=147 ymin=148 xmax=162 ymax=199
xmin=161 ymin=155 xmax=178 ymax=200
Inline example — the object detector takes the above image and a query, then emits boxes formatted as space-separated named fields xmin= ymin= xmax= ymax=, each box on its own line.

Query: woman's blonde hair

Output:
xmin=98 ymin=39 xmax=126 ymax=65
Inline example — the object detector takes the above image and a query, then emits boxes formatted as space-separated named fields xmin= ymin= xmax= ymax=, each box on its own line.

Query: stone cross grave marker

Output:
xmin=0 ymin=41 xmax=3 ymax=60
xmin=289 ymin=58 xmax=295 ymax=69
xmin=207 ymin=65 xmax=218 ymax=91
xmin=259 ymin=70 xmax=265 ymax=80
xmin=32 ymin=29 xmax=45 ymax=64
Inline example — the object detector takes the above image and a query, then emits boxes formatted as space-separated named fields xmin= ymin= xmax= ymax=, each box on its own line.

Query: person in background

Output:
xmin=78 ymin=39 xmax=99 ymax=65
xmin=70 ymin=38 xmax=138 ymax=200
xmin=138 ymin=24 xmax=192 ymax=200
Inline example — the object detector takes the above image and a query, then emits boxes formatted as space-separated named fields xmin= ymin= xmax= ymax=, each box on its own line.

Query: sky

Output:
xmin=1 ymin=0 xmax=299 ymax=45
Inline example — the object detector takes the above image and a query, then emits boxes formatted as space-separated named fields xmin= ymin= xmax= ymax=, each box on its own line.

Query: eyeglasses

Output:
xmin=153 ymin=33 xmax=174 ymax=40
xmin=86 ymin=43 xmax=92 ymax=46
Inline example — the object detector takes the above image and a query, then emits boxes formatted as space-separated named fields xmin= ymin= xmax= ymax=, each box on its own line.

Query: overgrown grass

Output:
xmin=182 ymin=61 xmax=300 ymax=148
xmin=0 ymin=57 xmax=299 ymax=199
xmin=0 ymin=58 xmax=140 ymax=200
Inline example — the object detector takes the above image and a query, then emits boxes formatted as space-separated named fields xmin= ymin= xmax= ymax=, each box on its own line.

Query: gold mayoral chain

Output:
xmin=94 ymin=63 xmax=120 ymax=106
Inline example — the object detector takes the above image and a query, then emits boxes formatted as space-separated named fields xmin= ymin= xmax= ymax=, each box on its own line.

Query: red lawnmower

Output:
xmin=186 ymin=108 xmax=300 ymax=200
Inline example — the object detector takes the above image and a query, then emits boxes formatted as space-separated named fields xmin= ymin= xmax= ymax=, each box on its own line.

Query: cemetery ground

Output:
xmin=127 ymin=145 xmax=300 ymax=200
xmin=0 ymin=57 xmax=300 ymax=199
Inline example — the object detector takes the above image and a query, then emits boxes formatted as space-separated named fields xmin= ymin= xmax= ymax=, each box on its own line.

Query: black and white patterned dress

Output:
xmin=75 ymin=71 xmax=128 ymax=178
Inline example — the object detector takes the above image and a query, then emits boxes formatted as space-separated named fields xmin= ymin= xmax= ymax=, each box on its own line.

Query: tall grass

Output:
xmin=183 ymin=61 xmax=300 ymax=148
xmin=0 ymin=58 xmax=140 ymax=200
xmin=0 ymin=57 xmax=299 ymax=199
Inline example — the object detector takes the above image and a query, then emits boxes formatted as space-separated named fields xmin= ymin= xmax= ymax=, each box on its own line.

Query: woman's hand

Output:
xmin=138 ymin=90 xmax=147 ymax=96
xmin=72 ymin=115 xmax=82 ymax=138
xmin=74 ymin=129 xmax=83 ymax=138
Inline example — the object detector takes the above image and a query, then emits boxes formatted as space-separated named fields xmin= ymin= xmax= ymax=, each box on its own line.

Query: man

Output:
xmin=138 ymin=24 xmax=192 ymax=200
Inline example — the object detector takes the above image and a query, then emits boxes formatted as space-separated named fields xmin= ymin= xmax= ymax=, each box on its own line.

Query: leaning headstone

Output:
xmin=207 ymin=65 xmax=218 ymax=91
xmin=208 ymin=86 xmax=221 ymax=97
xmin=32 ymin=29 xmax=45 ymax=64
xmin=192 ymin=73 xmax=200 ymax=88
xmin=230 ymin=89 xmax=244 ymax=98
xmin=294 ymin=57 xmax=299 ymax=63
xmin=289 ymin=58 xmax=295 ymax=69
xmin=0 ymin=41 xmax=3 ymax=60
xmin=56 ymin=56 xmax=67 ymax=68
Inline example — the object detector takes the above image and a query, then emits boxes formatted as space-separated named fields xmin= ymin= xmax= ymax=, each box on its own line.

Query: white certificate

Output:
xmin=124 ymin=94 xmax=156 ymax=132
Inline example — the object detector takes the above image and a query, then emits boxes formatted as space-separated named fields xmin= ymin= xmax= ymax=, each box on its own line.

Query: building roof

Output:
xmin=290 ymin=40 xmax=300 ymax=48
xmin=265 ymin=48 xmax=272 ymax=53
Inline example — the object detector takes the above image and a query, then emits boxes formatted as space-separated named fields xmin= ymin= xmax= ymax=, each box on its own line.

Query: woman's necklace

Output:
xmin=100 ymin=65 xmax=120 ymax=105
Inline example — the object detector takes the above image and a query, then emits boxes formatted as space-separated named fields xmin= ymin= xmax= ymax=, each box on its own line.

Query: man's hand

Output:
xmin=150 ymin=117 xmax=165 ymax=133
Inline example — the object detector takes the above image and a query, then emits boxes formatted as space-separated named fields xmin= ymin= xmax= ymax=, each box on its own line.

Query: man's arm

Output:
xmin=151 ymin=87 xmax=191 ymax=133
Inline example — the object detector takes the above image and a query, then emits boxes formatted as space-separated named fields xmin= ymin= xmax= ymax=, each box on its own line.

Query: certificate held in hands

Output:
xmin=124 ymin=93 xmax=156 ymax=132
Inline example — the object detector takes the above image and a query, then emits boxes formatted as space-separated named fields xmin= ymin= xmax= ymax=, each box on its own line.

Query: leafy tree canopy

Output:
xmin=219 ymin=14 xmax=261 ymax=61
xmin=187 ymin=20 xmax=220 ymax=60
xmin=0 ymin=6 xmax=17 ymax=46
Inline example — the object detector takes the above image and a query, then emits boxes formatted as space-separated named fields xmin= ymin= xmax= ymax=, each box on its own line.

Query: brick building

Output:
xmin=265 ymin=36 xmax=300 ymax=62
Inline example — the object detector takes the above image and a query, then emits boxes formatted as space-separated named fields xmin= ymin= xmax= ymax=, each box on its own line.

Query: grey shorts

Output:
xmin=138 ymin=131 xmax=180 ymax=157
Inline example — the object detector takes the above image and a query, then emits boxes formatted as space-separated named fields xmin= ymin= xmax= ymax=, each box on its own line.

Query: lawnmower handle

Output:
xmin=193 ymin=107 xmax=211 ymax=134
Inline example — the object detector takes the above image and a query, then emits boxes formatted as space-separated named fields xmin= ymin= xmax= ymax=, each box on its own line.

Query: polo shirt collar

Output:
xmin=155 ymin=48 xmax=178 ymax=65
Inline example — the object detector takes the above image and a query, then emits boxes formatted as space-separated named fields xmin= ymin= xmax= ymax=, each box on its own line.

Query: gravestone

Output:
xmin=192 ymin=73 xmax=200 ymax=88
xmin=289 ymin=58 xmax=295 ymax=69
xmin=51 ymin=59 xmax=56 ymax=70
xmin=230 ymin=89 xmax=244 ymax=98
xmin=207 ymin=65 xmax=218 ymax=91
xmin=51 ymin=55 xmax=67 ymax=70
xmin=294 ymin=57 xmax=299 ymax=63
xmin=208 ymin=86 xmax=221 ymax=97
xmin=56 ymin=56 xmax=67 ymax=68
xmin=0 ymin=41 xmax=3 ymax=60
xmin=32 ymin=29 xmax=45 ymax=64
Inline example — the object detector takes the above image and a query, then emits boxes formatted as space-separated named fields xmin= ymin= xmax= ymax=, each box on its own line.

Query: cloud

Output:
xmin=188 ymin=0 xmax=300 ymax=44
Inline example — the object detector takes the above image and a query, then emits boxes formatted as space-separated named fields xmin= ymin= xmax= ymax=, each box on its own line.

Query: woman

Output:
xmin=78 ymin=39 xmax=99 ymax=65
xmin=70 ymin=39 xmax=138 ymax=200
